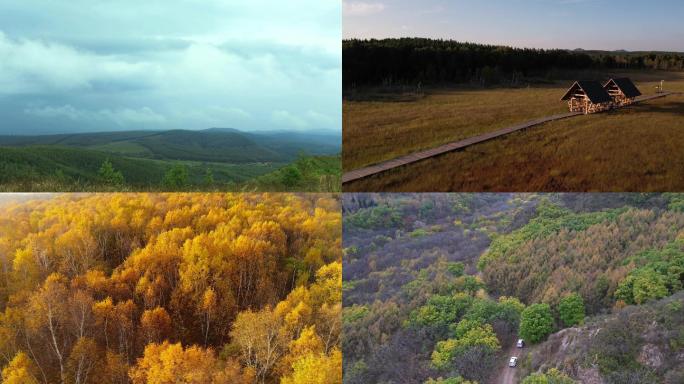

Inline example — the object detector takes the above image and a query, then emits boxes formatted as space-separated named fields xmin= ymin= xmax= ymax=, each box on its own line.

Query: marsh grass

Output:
xmin=343 ymin=70 xmax=684 ymax=173
xmin=343 ymin=71 xmax=684 ymax=192
xmin=343 ymin=86 xmax=566 ymax=171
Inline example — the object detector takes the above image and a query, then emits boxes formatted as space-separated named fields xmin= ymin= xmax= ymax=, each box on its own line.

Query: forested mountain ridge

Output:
xmin=0 ymin=128 xmax=341 ymax=163
xmin=0 ymin=193 xmax=342 ymax=384
xmin=0 ymin=128 xmax=342 ymax=191
xmin=0 ymin=149 xmax=341 ymax=192
xmin=342 ymin=193 xmax=683 ymax=384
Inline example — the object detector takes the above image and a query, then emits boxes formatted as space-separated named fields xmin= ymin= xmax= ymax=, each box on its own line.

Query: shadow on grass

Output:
xmin=343 ymin=82 xmax=566 ymax=102
xmin=344 ymin=91 xmax=426 ymax=102
xmin=629 ymin=100 xmax=684 ymax=117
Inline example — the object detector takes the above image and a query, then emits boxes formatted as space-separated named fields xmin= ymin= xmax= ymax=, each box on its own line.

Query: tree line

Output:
xmin=343 ymin=38 xmax=684 ymax=87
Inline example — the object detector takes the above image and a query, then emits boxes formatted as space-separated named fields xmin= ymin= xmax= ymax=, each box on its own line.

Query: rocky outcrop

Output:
xmin=638 ymin=344 xmax=664 ymax=369
xmin=576 ymin=366 xmax=604 ymax=384
xmin=521 ymin=292 xmax=684 ymax=384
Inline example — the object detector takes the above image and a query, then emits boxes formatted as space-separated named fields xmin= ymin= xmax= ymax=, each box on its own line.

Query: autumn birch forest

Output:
xmin=0 ymin=193 xmax=342 ymax=384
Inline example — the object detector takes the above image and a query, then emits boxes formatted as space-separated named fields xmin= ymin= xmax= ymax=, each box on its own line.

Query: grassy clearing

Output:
xmin=343 ymin=70 xmax=684 ymax=172
xmin=344 ymin=91 xmax=684 ymax=192
xmin=343 ymin=86 xmax=566 ymax=171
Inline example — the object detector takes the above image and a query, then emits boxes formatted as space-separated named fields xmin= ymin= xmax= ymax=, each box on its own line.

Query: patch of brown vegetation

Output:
xmin=343 ymin=71 xmax=684 ymax=192
xmin=344 ymin=90 xmax=684 ymax=192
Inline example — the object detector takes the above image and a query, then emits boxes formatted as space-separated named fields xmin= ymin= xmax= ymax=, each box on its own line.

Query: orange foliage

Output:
xmin=0 ymin=193 xmax=341 ymax=384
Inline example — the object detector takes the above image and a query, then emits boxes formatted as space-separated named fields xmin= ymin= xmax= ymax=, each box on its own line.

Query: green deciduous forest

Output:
xmin=0 ymin=193 xmax=342 ymax=384
xmin=479 ymin=200 xmax=684 ymax=313
xmin=342 ymin=193 xmax=684 ymax=384
xmin=0 ymin=148 xmax=340 ymax=192
xmin=0 ymin=130 xmax=341 ymax=192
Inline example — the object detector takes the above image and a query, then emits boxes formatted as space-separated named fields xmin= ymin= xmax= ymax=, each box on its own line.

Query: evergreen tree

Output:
xmin=203 ymin=167 xmax=214 ymax=186
xmin=163 ymin=164 xmax=189 ymax=189
xmin=98 ymin=159 xmax=124 ymax=186
xmin=280 ymin=166 xmax=302 ymax=188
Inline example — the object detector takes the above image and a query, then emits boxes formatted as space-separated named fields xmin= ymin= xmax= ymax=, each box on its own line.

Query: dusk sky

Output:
xmin=0 ymin=0 xmax=341 ymax=135
xmin=344 ymin=0 xmax=684 ymax=52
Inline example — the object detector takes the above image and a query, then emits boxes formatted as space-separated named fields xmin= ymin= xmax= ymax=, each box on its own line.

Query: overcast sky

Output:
xmin=344 ymin=0 xmax=684 ymax=52
xmin=0 ymin=0 xmax=341 ymax=135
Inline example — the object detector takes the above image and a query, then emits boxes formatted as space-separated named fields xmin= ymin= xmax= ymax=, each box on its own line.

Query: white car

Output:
xmin=516 ymin=339 xmax=524 ymax=348
xmin=509 ymin=356 xmax=518 ymax=367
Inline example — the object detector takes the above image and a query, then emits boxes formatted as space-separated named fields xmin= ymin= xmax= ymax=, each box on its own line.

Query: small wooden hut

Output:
xmin=603 ymin=77 xmax=641 ymax=106
xmin=561 ymin=81 xmax=613 ymax=114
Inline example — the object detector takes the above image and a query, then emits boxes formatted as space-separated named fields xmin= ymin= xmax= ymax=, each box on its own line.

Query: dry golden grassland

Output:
xmin=343 ymin=87 xmax=566 ymax=171
xmin=343 ymin=71 xmax=684 ymax=192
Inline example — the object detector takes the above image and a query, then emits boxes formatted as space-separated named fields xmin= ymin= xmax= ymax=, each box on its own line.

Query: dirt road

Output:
xmin=495 ymin=343 xmax=522 ymax=384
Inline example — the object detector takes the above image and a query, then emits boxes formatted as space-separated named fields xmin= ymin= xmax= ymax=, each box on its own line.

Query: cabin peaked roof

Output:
xmin=605 ymin=77 xmax=642 ymax=98
xmin=560 ymin=81 xmax=613 ymax=104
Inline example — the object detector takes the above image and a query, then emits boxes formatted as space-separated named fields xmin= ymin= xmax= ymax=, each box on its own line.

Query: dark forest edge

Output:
xmin=343 ymin=38 xmax=684 ymax=88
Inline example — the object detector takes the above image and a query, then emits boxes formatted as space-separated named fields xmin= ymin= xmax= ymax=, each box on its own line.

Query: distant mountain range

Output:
xmin=0 ymin=128 xmax=341 ymax=164
xmin=573 ymin=48 xmax=684 ymax=54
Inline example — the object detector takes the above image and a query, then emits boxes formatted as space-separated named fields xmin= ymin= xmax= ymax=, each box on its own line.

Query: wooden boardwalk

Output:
xmin=342 ymin=92 xmax=675 ymax=184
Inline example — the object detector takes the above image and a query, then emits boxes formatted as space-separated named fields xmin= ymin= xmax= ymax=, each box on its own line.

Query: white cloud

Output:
xmin=0 ymin=31 xmax=152 ymax=94
xmin=271 ymin=110 xmax=309 ymax=129
xmin=343 ymin=1 xmax=385 ymax=16
xmin=207 ymin=106 xmax=253 ymax=123
xmin=223 ymin=107 xmax=251 ymax=120
xmin=305 ymin=110 xmax=336 ymax=127
xmin=270 ymin=109 xmax=339 ymax=130
xmin=25 ymin=105 xmax=166 ymax=126
xmin=0 ymin=0 xmax=341 ymax=133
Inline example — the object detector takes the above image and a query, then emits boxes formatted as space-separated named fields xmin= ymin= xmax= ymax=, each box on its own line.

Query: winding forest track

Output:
xmin=495 ymin=343 xmax=522 ymax=384
xmin=342 ymin=92 xmax=675 ymax=185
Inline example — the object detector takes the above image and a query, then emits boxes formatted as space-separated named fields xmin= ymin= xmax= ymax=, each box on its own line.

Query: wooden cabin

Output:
xmin=603 ymin=77 xmax=641 ymax=106
xmin=561 ymin=81 xmax=613 ymax=114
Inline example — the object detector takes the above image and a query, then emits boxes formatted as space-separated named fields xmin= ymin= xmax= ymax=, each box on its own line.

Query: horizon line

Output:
xmin=342 ymin=37 xmax=684 ymax=54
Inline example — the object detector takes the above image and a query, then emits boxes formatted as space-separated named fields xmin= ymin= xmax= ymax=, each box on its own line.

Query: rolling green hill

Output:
xmin=0 ymin=128 xmax=341 ymax=191
xmin=0 ymin=145 xmax=165 ymax=186
xmin=0 ymin=128 xmax=341 ymax=163
xmin=0 ymin=146 xmax=340 ymax=192
xmin=0 ymin=146 xmax=280 ymax=190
